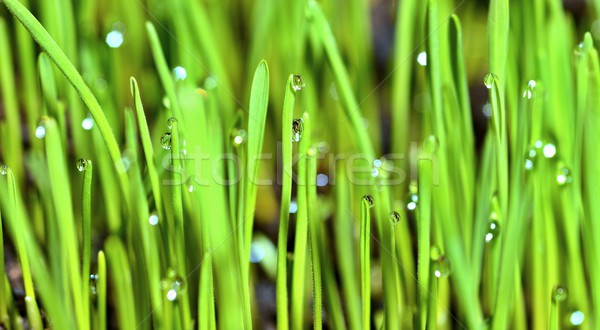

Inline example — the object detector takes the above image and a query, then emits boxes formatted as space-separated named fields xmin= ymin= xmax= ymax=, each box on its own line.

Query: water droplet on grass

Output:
xmin=390 ymin=211 xmax=401 ymax=225
xmin=432 ymin=255 xmax=452 ymax=278
xmin=106 ymin=30 xmax=124 ymax=48
xmin=35 ymin=124 xmax=46 ymax=139
xmin=167 ymin=117 xmax=177 ymax=129
xmin=424 ymin=135 xmax=439 ymax=153
xmin=569 ymin=310 xmax=584 ymax=326
xmin=76 ymin=159 xmax=88 ymax=172
xmin=160 ymin=132 xmax=172 ymax=150
xmin=231 ymin=129 xmax=247 ymax=146
xmin=485 ymin=219 xmax=500 ymax=243
xmin=552 ymin=285 xmax=568 ymax=303
xmin=149 ymin=213 xmax=159 ymax=226
xmin=0 ymin=165 xmax=8 ymax=175
xmin=484 ymin=73 xmax=498 ymax=89
xmin=523 ymin=80 xmax=537 ymax=99
xmin=417 ymin=51 xmax=427 ymax=66
xmin=543 ymin=143 xmax=557 ymax=158
xmin=173 ymin=66 xmax=187 ymax=81
xmin=82 ymin=115 xmax=94 ymax=130
xmin=289 ymin=200 xmax=298 ymax=214
xmin=405 ymin=182 xmax=419 ymax=212
xmin=362 ymin=195 xmax=374 ymax=208
xmin=291 ymin=74 xmax=305 ymax=91
xmin=316 ymin=174 xmax=328 ymax=187
xmin=292 ymin=118 xmax=304 ymax=142
xmin=556 ymin=164 xmax=572 ymax=186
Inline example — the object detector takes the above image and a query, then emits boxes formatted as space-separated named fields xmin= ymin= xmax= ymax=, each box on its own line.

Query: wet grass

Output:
xmin=1 ymin=0 xmax=600 ymax=329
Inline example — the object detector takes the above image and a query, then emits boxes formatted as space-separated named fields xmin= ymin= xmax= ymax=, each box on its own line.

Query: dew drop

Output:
xmin=167 ymin=117 xmax=177 ymax=129
xmin=430 ymin=245 xmax=443 ymax=261
xmin=390 ymin=211 xmax=401 ymax=225
xmin=556 ymin=165 xmax=572 ymax=186
xmin=552 ymin=285 xmax=568 ymax=303
xmin=523 ymin=80 xmax=537 ymax=99
xmin=250 ymin=242 xmax=265 ymax=263
xmin=371 ymin=168 xmax=380 ymax=178
xmin=289 ymin=200 xmax=298 ymax=214
xmin=188 ymin=185 xmax=194 ymax=192
xmin=485 ymin=219 xmax=500 ymax=243
xmin=362 ymin=195 xmax=374 ymax=208
xmin=405 ymin=182 xmax=419 ymax=212
xmin=484 ymin=73 xmax=498 ymax=89
xmin=569 ymin=310 xmax=584 ymax=326
xmin=82 ymin=115 xmax=94 ymax=130
xmin=167 ymin=289 xmax=177 ymax=301
xmin=231 ymin=128 xmax=247 ymax=146
xmin=417 ymin=51 xmax=427 ymax=66
xmin=149 ymin=213 xmax=159 ymax=226
xmin=105 ymin=30 xmax=124 ymax=48
xmin=35 ymin=124 xmax=46 ymax=139
xmin=543 ymin=143 xmax=557 ymax=158
xmin=424 ymin=135 xmax=439 ymax=153
xmin=316 ymin=174 xmax=328 ymax=187
xmin=76 ymin=159 xmax=88 ymax=172
xmin=160 ymin=132 xmax=172 ymax=150
xmin=90 ymin=274 xmax=98 ymax=295
xmin=482 ymin=102 xmax=492 ymax=118
xmin=173 ymin=66 xmax=187 ymax=81
xmin=291 ymin=74 xmax=305 ymax=91
xmin=373 ymin=159 xmax=382 ymax=168
xmin=292 ymin=118 xmax=304 ymax=142
xmin=0 ymin=165 xmax=8 ymax=175
xmin=432 ymin=255 xmax=452 ymax=278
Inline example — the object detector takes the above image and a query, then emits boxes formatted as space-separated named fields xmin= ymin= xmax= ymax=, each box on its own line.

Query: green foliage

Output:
xmin=0 ymin=0 xmax=600 ymax=329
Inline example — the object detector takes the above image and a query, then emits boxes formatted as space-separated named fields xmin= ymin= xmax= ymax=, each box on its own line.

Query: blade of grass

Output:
xmin=307 ymin=145 xmax=322 ymax=330
xmin=81 ymin=159 xmax=93 ymax=328
xmin=130 ymin=77 xmax=164 ymax=219
xmin=360 ymin=196 xmax=372 ymax=329
xmin=276 ymin=74 xmax=297 ymax=330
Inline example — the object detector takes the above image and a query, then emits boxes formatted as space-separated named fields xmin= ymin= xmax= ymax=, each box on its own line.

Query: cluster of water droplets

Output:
xmin=485 ymin=212 xmax=501 ymax=243
xmin=161 ymin=270 xmax=185 ymax=302
xmin=405 ymin=182 xmax=419 ymax=212
xmin=90 ymin=274 xmax=99 ymax=296
xmin=231 ymin=128 xmax=247 ymax=146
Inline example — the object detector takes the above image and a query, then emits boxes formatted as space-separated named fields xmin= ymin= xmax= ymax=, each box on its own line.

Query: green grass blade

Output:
xmin=96 ymin=251 xmax=107 ymax=330
xmin=276 ymin=74 xmax=297 ymax=330
xmin=307 ymin=146 xmax=322 ymax=330
xmin=130 ymin=77 xmax=163 ymax=219
xmin=81 ymin=159 xmax=93 ymax=328
xmin=291 ymin=112 xmax=311 ymax=330
xmin=360 ymin=196 xmax=372 ymax=329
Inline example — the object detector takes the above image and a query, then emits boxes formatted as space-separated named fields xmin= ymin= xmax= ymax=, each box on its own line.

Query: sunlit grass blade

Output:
xmin=96 ymin=251 xmax=107 ymax=330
